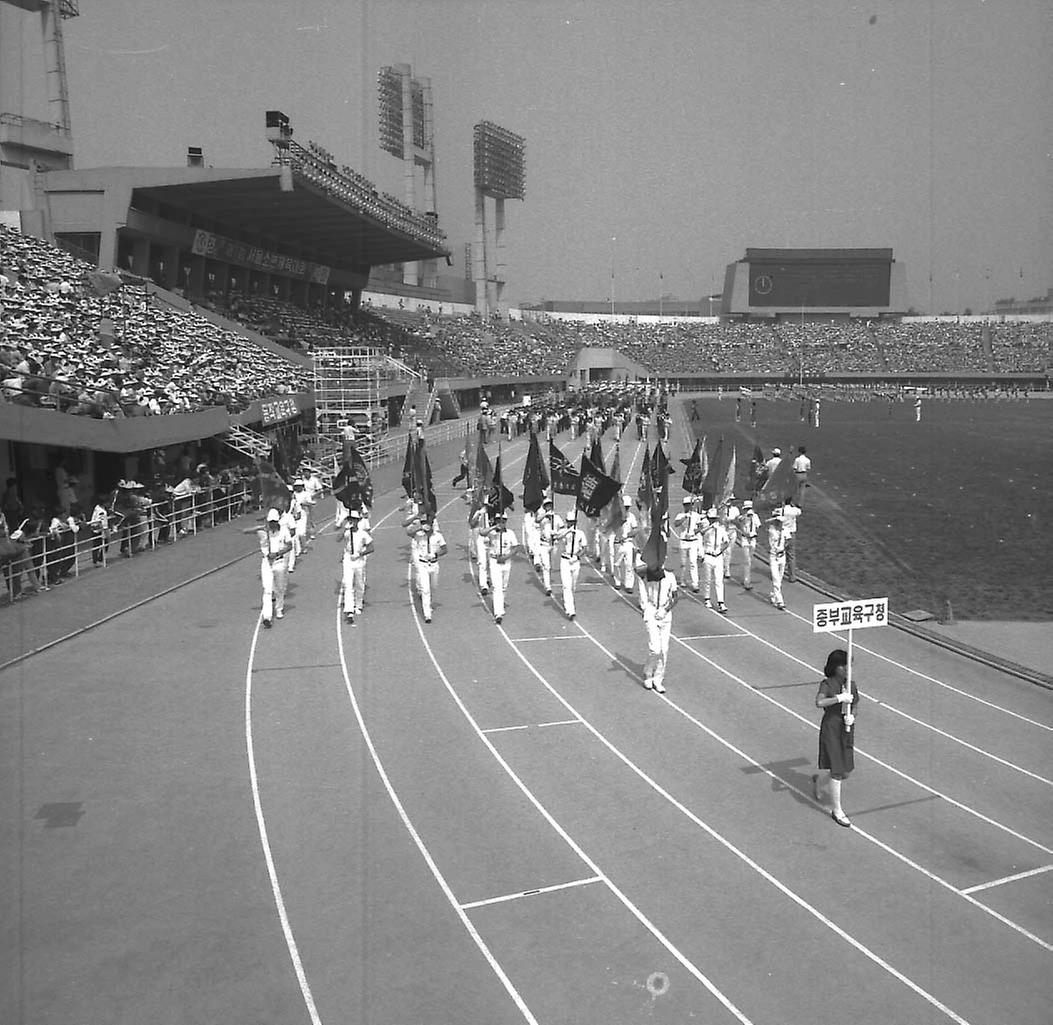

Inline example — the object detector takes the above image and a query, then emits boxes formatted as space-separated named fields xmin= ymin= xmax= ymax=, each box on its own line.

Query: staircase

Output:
xmin=224 ymin=422 xmax=271 ymax=460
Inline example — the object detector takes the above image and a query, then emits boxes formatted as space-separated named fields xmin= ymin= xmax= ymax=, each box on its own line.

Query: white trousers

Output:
xmin=536 ymin=542 xmax=554 ymax=592
xmin=488 ymin=557 xmax=512 ymax=618
xmin=413 ymin=558 xmax=438 ymax=618
xmin=616 ymin=539 xmax=637 ymax=590
xmin=559 ymin=556 xmax=580 ymax=615
xmin=723 ymin=530 xmax=737 ymax=577
xmin=342 ymin=555 xmax=367 ymax=613
xmin=769 ymin=551 xmax=786 ymax=606
xmin=679 ymin=538 xmax=700 ymax=589
xmin=260 ymin=557 xmax=287 ymax=621
xmin=475 ymin=533 xmax=490 ymax=589
xmin=740 ymin=540 xmax=757 ymax=587
xmin=644 ymin=612 xmax=672 ymax=688
xmin=598 ymin=530 xmax=617 ymax=575
xmin=701 ymin=554 xmax=725 ymax=603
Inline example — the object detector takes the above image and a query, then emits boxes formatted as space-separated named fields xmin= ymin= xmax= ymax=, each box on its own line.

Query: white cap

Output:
xmin=682 ymin=495 xmax=692 ymax=504
xmin=623 ymin=495 xmax=632 ymax=506
xmin=772 ymin=447 xmax=782 ymax=456
xmin=706 ymin=507 xmax=719 ymax=519
xmin=566 ymin=508 xmax=577 ymax=521
xmin=348 ymin=508 xmax=361 ymax=519
xmin=742 ymin=500 xmax=753 ymax=509
xmin=266 ymin=508 xmax=281 ymax=522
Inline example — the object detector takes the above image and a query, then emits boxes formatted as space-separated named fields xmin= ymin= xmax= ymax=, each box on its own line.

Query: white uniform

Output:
xmin=409 ymin=522 xmax=446 ymax=621
xmin=673 ymin=506 xmax=702 ymax=590
xmin=558 ymin=521 xmax=588 ymax=617
xmin=470 ymin=506 xmax=492 ymax=590
xmin=737 ymin=508 xmax=762 ymax=589
xmin=699 ymin=518 xmax=729 ymax=607
xmin=768 ymin=519 xmax=788 ymax=609
xmin=722 ymin=503 xmax=740 ymax=579
xmin=615 ymin=508 xmax=640 ymax=591
xmin=640 ymin=569 xmax=678 ymax=692
xmin=535 ymin=508 xmax=565 ymax=595
xmin=485 ymin=525 xmax=518 ymax=620
xmin=522 ymin=509 xmax=540 ymax=565
xmin=279 ymin=508 xmax=299 ymax=572
xmin=341 ymin=522 xmax=373 ymax=618
xmin=258 ymin=524 xmax=291 ymax=623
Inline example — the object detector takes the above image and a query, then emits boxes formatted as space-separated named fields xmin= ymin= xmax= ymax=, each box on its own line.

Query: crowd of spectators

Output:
xmin=0 ymin=226 xmax=311 ymax=417
xmin=287 ymin=140 xmax=445 ymax=249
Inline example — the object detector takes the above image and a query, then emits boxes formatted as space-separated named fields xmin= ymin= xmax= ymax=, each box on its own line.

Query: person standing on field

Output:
xmin=812 ymin=648 xmax=859 ymax=828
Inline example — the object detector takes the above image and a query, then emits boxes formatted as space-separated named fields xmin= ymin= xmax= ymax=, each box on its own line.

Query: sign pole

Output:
xmin=844 ymin=626 xmax=854 ymax=733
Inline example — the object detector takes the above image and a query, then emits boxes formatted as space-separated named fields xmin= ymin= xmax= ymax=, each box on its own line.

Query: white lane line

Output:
xmin=536 ymin=718 xmax=583 ymax=729
xmin=336 ymin=600 xmax=540 ymax=1025
xmin=779 ymin=605 xmax=1053 ymax=731
xmin=499 ymin=622 xmax=976 ymax=1024
xmin=245 ymin=616 xmax=323 ymax=1025
xmin=483 ymin=720 xmax=582 ymax=735
xmin=460 ymin=875 xmax=603 ymax=910
xmin=414 ymin=566 xmax=756 ymax=1025
xmin=961 ymin=864 xmax=1053 ymax=895
xmin=511 ymin=635 xmax=590 ymax=642
xmin=677 ymin=589 xmax=1053 ymax=789
xmin=482 ymin=724 xmax=532 ymax=734
xmin=677 ymin=633 xmax=748 ymax=640
xmin=576 ymin=564 xmax=1053 ymax=951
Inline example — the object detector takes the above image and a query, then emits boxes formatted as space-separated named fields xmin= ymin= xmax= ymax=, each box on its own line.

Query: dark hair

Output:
xmin=644 ymin=565 xmax=665 ymax=582
xmin=824 ymin=649 xmax=848 ymax=677
xmin=798 ymin=446 xmax=807 ymax=454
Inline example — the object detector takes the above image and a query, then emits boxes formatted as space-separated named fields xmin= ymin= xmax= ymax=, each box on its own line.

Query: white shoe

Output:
xmin=643 ymin=679 xmax=653 ymax=690
xmin=275 ymin=610 xmax=284 ymax=619
xmin=653 ymin=682 xmax=666 ymax=694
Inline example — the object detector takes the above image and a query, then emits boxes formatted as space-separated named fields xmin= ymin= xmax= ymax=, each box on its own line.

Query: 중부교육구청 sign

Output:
xmin=812 ymin=597 xmax=888 ymax=633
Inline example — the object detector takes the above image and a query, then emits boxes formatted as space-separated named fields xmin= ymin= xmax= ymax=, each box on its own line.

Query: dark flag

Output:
xmin=488 ymin=452 xmax=515 ymax=513
xmin=333 ymin=444 xmax=373 ymax=510
xmin=637 ymin=443 xmax=653 ymax=512
xmin=639 ymin=499 xmax=669 ymax=574
xmin=469 ymin=443 xmax=494 ymax=516
xmin=401 ymin=434 xmax=414 ymax=497
xmin=590 ymin=435 xmax=604 ymax=470
xmin=412 ymin=438 xmax=437 ymax=516
xmin=761 ymin=452 xmax=797 ymax=505
xmin=258 ymin=458 xmax=291 ymax=512
xmin=701 ymin=436 xmax=725 ymax=508
xmin=681 ymin=438 xmax=704 ymax=495
xmin=608 ymin=444 xmax=621 ymax=485
xmin=576 ymin=453 xmax=622 ymax=518
xmin=521 ymin=431 xmax=547 ymax=513
xmin=549 ymin=440 xmax=580 ymax=495
xmin=717 ymin=445 xmax=737 ymax=508
xmin=650 ymin=443 xmax=672 ymax=519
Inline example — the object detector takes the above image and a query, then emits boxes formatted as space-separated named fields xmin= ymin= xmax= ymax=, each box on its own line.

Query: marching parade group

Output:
xmin=251 ymin=387 xmax=861 ymax=827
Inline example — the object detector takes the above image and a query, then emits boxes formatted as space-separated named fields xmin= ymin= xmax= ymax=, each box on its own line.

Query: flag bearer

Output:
xmin=407 ymin=513 xmax=446 ymax=623
xmin=557 ymin=507 xmax=588 ymax=619
xmin=637 ymin=562 xmax=679 ymax=693
xmin=766 ymin=507 xmax=788 ymax=610
xmin=485 ymin=511 xmax=518 ymax=624
xmin=536 ymin=497 xmax=564 ymax=596
xmin=699 ymin=507 xmax=729 ymax=613
xmin=673 ymin=495 xmax=702 ymax=592
xmin=737 ymin=499 xmax=762 ymax=590
xmin=340 ymin=508 xmax=374 ymax=624
xmin=469 ymin=502 xmax=492 ymax=593
xmin=615 ymin=494 xmax=639 ymax=592
xmin=722 ymin=496 xmax=741 ymax=581
xmin=257 ymin=508 xmax=292 ymax=628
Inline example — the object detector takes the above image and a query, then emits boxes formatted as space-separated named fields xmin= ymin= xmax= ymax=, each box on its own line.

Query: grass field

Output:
xmin=681 ymin=394 xmax=1053 ymax=622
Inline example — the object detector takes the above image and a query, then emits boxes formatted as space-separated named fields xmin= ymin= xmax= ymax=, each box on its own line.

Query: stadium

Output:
xmin=1 ymin=4 xmax=1051 ymax=1024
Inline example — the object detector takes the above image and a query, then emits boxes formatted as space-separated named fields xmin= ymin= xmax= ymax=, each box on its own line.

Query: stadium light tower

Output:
xmin=0 ymin=0 xmax=79 ymax=214
xmin=472 ymin=121 xmax=526 ymax=319
xmin=378 ymin=64 xmax=438 ymax=288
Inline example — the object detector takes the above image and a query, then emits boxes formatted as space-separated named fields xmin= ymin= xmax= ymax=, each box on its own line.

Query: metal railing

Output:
xmin=1 ymin=485 xmax=269 ymax=604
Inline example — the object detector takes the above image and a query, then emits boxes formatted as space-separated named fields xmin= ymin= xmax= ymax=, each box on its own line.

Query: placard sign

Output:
xmin=813 ymin=598 xmax=888 ymax=633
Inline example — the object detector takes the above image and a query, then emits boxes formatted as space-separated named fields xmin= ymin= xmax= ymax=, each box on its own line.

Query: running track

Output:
xmin=1 ymin=415 xmax=1050 ymax=1024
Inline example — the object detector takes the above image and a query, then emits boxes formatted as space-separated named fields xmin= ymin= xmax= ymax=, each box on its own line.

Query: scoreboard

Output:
xmin=748 ymin=259 xmax=891 ymax=307
xmin=723 ymin=248 xmax=903 ymax=313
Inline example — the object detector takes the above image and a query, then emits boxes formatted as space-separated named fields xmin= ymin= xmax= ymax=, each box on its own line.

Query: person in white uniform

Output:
xmin=637 ymin=563 xmax=679 ymax=693
xmin=535 ymin=497 xmax=564 ymax=597
xmin=470 ymin=503 xmax=492 ymax=594
xmin=257 ymin=508 xmax=292 ymax=628
xmin=673 ymin=495 xmax=702 ymax=592
xmin=767 ymin=507 xmax=789 ymax=610
xmin=557 ymin=507 xmax=588 ymax=619
xmin=614 ymin=495 xmax=639 ymax=592
xmin=407 ymin=513 xmax=447 ymax=623
xmin=340 ymin=508 xmax=374 ymax=623
xmin=699 ymin=507 xmax=729 ymax=613
xmin=484 ymin=511 xmax=518 ymax=624
xmin=721 ymin=496 xmax=741 ymax=581
xmin=737 ymin=499 xmax=762 ymax=590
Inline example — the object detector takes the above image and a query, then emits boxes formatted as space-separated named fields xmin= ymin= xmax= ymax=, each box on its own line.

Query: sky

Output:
xmin=6 ymin=0 xmax=1052 ymax=312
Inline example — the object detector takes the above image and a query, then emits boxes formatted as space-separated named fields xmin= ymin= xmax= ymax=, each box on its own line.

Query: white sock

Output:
xmin=830 ymin=778 xmax=844 ymax=817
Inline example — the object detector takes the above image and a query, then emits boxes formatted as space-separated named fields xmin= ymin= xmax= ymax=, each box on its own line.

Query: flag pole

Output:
xmin=844 ymin=627 xmax=855 ymax=733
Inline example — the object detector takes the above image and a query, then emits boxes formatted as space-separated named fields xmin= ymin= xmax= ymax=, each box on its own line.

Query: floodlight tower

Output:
xmin=0 ymin=0 xmax=78 ymax=212
xmin=472 ymin=121 xmax=525 ymax=319
xmin=378 ymin=64 xmax=438 ymax=288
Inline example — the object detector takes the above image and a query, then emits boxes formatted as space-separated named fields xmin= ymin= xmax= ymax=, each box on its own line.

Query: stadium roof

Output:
xmin=42 ymin=166 xmax=449 ymax=270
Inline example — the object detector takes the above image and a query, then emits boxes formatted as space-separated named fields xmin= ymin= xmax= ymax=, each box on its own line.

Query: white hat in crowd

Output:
xmin=266 ymin=508 xmax=281 ymax=522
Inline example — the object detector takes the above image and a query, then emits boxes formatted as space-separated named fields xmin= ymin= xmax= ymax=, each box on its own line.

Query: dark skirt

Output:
xmin=818 ymin=710 xmax=855 ymax=778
